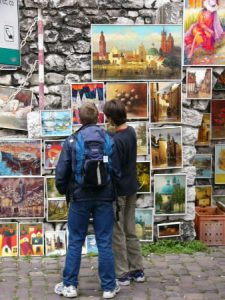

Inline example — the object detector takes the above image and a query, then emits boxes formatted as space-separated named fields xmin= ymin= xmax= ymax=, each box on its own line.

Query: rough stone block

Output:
xmin=44 ymin=30 xmax=59 ymax=43
xmin=183 ymin=146 xmax=197 ymax=166
xmin=122 ymin=0 xmax=144 ymax=9
xmin=45 ymin=73 xmax=65 ymax=84
xmin=50 ymin=0 xmax=78 ymax=8
xmin=115 ymin=17 xmax=134 ymax=24
xmin=0 ymin=75 xmax=12 ymax=85
xmin=45 ymin=54 xmax=65 ymax=71
xmin=182 ymin=108 xmax=203 ymax=127
xmin=65 ymin=54 xmax=90 ymax=72
xmin=183 ymin=127 xmax=198 ymax=146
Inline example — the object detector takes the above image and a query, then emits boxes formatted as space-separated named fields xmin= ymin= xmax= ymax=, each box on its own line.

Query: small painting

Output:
xmin=19 ymin=223 xmax=44 ymax=256
xmin=106 ymin=82 xmax=148 ymax=119
xmin=0 ymin=86 xmax=32 ymax=131
xmin=150 ymin=82 xmax=181 ymax=123
xmin=154 ymin=174 xmax=187 ymax=216
xmin=135 ymin=208 xmax=154 ymax=242
xmin=44 ymin=140 xmax=64 ymax=169
xmin=136 ymin=161 xmax=151 ymax=193
xmin=71 ymin=83 xmax=105 ymax=124
xmin=213 ymin=68 xmax=225 ymax=91
xmin=150 ymin=127 xmax=182 ymax=170
xmin=157 ymin=222 xmax=181 ymax=238
xmin=195 ymin=113 xmax=211 ymax=146
xmin=45 ymin=176 xmax=65 ymax=200
xmin=41 ymin=110 xmax=72 ymax=137
xmin=0 ymin=223 xmax=18 ymax=257
xmin=211 ymin=100 xmax=225 ymax=140
xmin=45 ymin=231 xmax=67 ymax=256
xmin=186 ymin=68 xmax=212 ymax=99
xmin=128 ymin=122 xmax=148 ymax=156
xmin=215 ymin=144 xmax=225 ymax=184
xmin=47 ymin=199 xmax=68 ymax=222
xmin=195 ymin=185 xmax=212 ymax=207
xmin=86 ymin=235 xmax=98 ymax=255
xmin=193 ymin=154 xmax=212 ymax=179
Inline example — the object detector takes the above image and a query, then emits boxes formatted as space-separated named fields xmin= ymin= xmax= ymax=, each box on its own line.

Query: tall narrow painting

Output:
xmin=211 ymin=100 xmax=225 ymax=140
xmin=186 ymin=68 xmax=212 ymax=99
xmin=0 ymin=223 xmax=18 ymax=257
xmin=215 ymin=144 xmax=225 ymax=184
xmin=44 ymin=140 xmax=64 ymax=169
xmin=19 ymin=223 xmax=44 ymax=256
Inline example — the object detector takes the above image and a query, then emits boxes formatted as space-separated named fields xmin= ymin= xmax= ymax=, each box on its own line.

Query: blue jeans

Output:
xmin=63 ymin=200 xmax=116 ymax=291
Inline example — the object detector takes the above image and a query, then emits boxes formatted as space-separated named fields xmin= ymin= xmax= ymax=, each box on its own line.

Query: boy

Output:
xmin=54 ymin=103 xmax=120 ymax=299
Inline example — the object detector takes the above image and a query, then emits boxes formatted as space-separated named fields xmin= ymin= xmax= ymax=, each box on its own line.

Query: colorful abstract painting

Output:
xmin=0 ymin=223 xmax=18 ymax=257
xmin=19 ymin=223 xmax=44 ymax=256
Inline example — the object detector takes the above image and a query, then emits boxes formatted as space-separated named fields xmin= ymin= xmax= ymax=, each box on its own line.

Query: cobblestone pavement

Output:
xmin=1 ymin=247 xmax=225 ymax=300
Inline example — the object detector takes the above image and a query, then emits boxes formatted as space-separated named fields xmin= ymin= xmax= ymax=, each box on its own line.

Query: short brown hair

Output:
xmin=79 ymin=103 xmax=98 ymax=125
xmin=103 ymin=100 xmax=127 ymax=126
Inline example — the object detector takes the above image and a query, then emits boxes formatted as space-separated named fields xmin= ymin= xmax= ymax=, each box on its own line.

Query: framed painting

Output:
xmin=150 ymin=127 xmax=183 ymax=170
xmin=0 ymin=139 xmax=42 ymax=176
xmin=154 ymin=174 xmax=187 ymax=216
xmin=211 ymin=100 xmax=225 ymax=140
xmin=215 ymin=144 xmax=225 ymax=184
xmin=136 ymin=161 xmax=151 ymax=193
xmin=195 ymin=113 xmax=211 ymax=146
xmin=0 ymin=222 xmax=18 ymax=257
xmin=45 ymin=231 xmax=67 ymax=256
xmin=19 ymin=223 xmax=44 ymax=256
xmin=183 ymin=0 xmax=225 ymax=66
xmin=186 ymin=68 xmax=212 ymax=99
xmin=128 ymin=122 xmax=148 ymax=156
xmin=0 ymin=86 xmax=32 ymax=131
xmin=47 ymin=199 xmax=68 ymax=222
xmin=86 ymin=235 xmax=98 ymax=255
xmin=195 ymin=185 xmax=212 ymax=207
xmin=193 ymin=154 xmax=212 ymax=179
xmin=40 ymin=110 xmax=72 ymax=137
xmin=45 ymin=176 xmax=65 ymax=200
xmin=157 ymin=222 xmax=181 ymax=238
xmin=71 ymin=82 xmax=105 ymax=125
xmin=213 ymin=68 xmax=225 ymax=91
xmin=44 ymin=140 xmax=64 ymax=169
xmin=92 ymin=24 xmax=182 ymax=81
xmin=135 ymin=208 xmax=154 ymax=242
xmin=150 ymin=82 xmax=181 ymax=123
xmin=0 ymin=177 xmax=44 ymax=219
xmin=106 ymin=82 xmax=148 ymax=119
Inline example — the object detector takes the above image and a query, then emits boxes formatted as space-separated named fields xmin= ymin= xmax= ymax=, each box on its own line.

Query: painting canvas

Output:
xmin=215 ymin=144 xmax=225 ymax=184
xmin=41 ymin=110 xmax=72 ymax=137
xmin=0 ymin=86 xmax=32 ymax=131
xmin=157 ymin=222 xmax=181 ymax=238
xmin=92 ymin=24 xmax=182 ymax=81
xmin=213 ymin=68 xmax=225 ymax=90
xmin=128 ymin=122 xmax=148 ymax=156
xmin=19 ymin=223 xmax=44 ymax=256
xmin=0 ymin=139 xmax=41 ymax=176
xmin=211 ymin=100 xmax=225 ymax=139
xmin=193 ymin=154 xmax=212 ymax=178
xmin=150 ymin=82 xmax=181 ymax=123
xmin=0 ymin=223 xmax=18 ymax=257
xmin=86 ymin=235 xmax=98 ymax=255
xmin=186 ymin=68 xmax=212 ymax=99
xmin=195 ymin=113 xmax=211 ymax=145
xmin=44 ymin=140 xmax=64 ymax=169
xmin=150 ymin=127 xmax=182 ymax=170
xmin=45 ymin=176 xmax=65 ymax=200
xmin=135 ymin=208 xmax=153 ymax=242
xmin=195 ymin=185 xmax=212 ymax=207
xmin=45 ymin=231 xmax=67 ymax=256
xmin=106 ymin=82 xmax=148 ymax=119
xmin=136 ymin=161 xmax=151 ymax=193
xmin=183 ymin=0 xmax=225 ymax=66
xmin=71 ymin=83 xmax=105 ymax=124
xmin=47 ymin=199 xmax=68 ymax=222
xmin=0 ymin=177 xmax=44 ymax=219
xmin=154 ymin=174 xmax=187 ymax=216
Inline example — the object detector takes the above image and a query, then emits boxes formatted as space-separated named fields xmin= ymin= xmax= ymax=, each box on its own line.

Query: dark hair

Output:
xmin=103 ymin=100 xmax=127 ymax=126
xmin=79 ymin=103 xmax=98 ymax=125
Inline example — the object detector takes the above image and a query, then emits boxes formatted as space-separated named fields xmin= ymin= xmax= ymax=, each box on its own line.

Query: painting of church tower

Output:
xmin=99 ymin=31 xmax=107 ymax=60
xmin=160 ymin=28 xmax=174 ymax=55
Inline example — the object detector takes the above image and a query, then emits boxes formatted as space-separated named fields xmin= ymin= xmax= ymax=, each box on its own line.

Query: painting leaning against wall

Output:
xmin=0 ymin=223 xmax=18 ymax=257
xmin=211 ymin=100 xmax=225 ymax=139
xmin=215 ymin=144 xmax=225 ymax=184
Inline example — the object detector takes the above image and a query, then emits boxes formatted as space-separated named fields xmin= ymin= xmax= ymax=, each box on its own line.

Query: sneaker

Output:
xmin=117 ymin=272 xmax=130 ymax=286
xmin=54 ymin=282 xmax=77 ymax=298
xmin=130 ymin=269 xmax=145 ymax=282
xmin=103 ymin=281 xmax=120 ymax=299
xmin=54 ymin=282 xmax=64 ymax=295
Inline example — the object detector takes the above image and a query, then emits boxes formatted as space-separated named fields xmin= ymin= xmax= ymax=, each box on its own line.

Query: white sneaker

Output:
xmin=103 ymin=282 xmax=120 ymax=299
xmin=63 ymin=285 xmax=78 ymax=298
xmin=54 ymin=282 xmax=64 ymax=295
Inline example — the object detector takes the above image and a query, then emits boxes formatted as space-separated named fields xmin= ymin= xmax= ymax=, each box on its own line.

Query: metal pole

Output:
xmin=38 ymin=8 xmax=45 ymax=109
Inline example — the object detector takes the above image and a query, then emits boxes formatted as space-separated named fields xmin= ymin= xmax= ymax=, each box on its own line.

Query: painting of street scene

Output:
xmin=71 ymin=83 xmax=104 ymax=124
xmin=211 ymin=100 xmax=225 ymax=139
xmin=154 ymin=174 xmax=187 ymax=216
xmin=47 ymin=199 xmax=68 ymax=222
xmin=92 ymin=25 xmax=182 ymax=81
xmin=186 ymin=68 xmax=212 ymax=99
xmin=0 ymin=86 xmax=32 ymax=131
xmin=184 ymin=0 xmax=225 ymax=66
xmin=128 ymin=122 xmax=148 ymax=156
xmin=0 ymin=139 xmax=41 ymax=176
xmin=106 ymin=82 xmax=148 ymax=119
xmin=150 ymin=82 xmax=181 ymax=123
xmin=0 ymin=177 xmax=44 ymax=219
xmin=213 ymin=68 xmax=225 ymax=90
xmin=193 ymin=154 xmax=212 ymax=179
xmin=19 ymin=223 xmax=44 ymax=256
xmin=195 ymin=113 xmax=211 ymax=145
xmin=45 ymin=231 xmax=67 ymax=256
xmin=45 ymin=176 xmax=65 ymax=200
xmin=44 ymin=140 xmax=64 ymax=169
xmin=0 ymin=223 xmax=18 ymax=257
xmin=157 ymin=222 xmax=181 ymax=238
xmin=195 ymin=185 xmax=212 ymax=207
xmin=151 ymin=127 xmax=182 ymax=169
xmin=215 ymin=144 xmax=225 ymax=184
xmin=135 ymin=208 xmax=153 ymax=242
xmin=86 ymin=235 xmax=98 ymax=255
xmin=136 ymin=161 xmax=151 ymax=193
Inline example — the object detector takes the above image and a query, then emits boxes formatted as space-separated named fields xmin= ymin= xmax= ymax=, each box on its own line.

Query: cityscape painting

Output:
xmin=186 ymin=68 xmax=212 ymax=99
xmin=47 ymin=199 xmax=68 ymax=222
xmin=193 ymin=154 xmax=212 ymax=179
xmin=135 ymin=208 xmax=154 ymax=242
xmin=92 ymin=24 xmax=182 ymax=81
xmin=195 ymin=185 xmax=212 ymax=207
xmin=44 ymin=140 xmax=64 ymax=169
xmin=195 ymin=113 xmax=211 ymax=146
xmin=136 ymin=161 xmax=151 ymax=193
xmin=215 ymin=144 xmax=225 ymax=184
xmin=0 ymin=223 xmax=18 ymax=257
xmin=211 ymin=100 xmax=225 ymax=140
xmin=157 ymin=222 xmax=181 ymax=238
xmin=128 ymin=122 xmax=148 ymax=156
xmin=19 ymin=223 xmax=44 ymax=256
xmin=45 ymin=231 xmax=67 ymax=256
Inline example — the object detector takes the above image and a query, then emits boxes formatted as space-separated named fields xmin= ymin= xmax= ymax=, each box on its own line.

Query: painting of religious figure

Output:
xmin=157 ymin=222 xmax=181 ymax=238
xmin=45 ymin=231 xmax=67 ymax=256
xmin=19 ymin=223 xmax=44 ymax=256
xmin=44 ymin=140 xmax=64 ymax=169
xmin=195 ymin=185 xmax=212 ymax=207
xmin=135 ymin=208 xmax=154 ymax=242
xmin=186 ymin=68 xmax=212 ymax=99
xmin=215 ymin=144 xmax=225 ymax=184
xmin=195 ymin=113 xmax=211 ymax=145
xmin=184 ymin=0 xmax=225 ymax=66
xmin=211 ymin=100 xmax=225 ymax=139
xmin=0 ymin=223 xmax=18 ymax=257
xmin=92 ymin=24 xmax=182 ymax=81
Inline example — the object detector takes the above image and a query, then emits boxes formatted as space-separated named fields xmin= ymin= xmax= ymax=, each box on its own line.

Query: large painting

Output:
xmin=135 ymin=208 xmax=154 ymax=242
xmin=186 ymin=68 xmax=212 ymax=99
xmin=44 ymin=140 xmax=64 ymax=169
xmin=92 ymin=24 xmax=182 ymax=81
xmin=19 ymin=223 xmax=44 ymax=256
xmin=211 ymin=100 xmax=225 ymax=140
xmin=128 ymin=122 xmax=148 ymax=156
xmin=184 ymin=0 xmax=225 ymax=66
xmin=45 ymin=231 xmax=67 ymax=256
xmin=0 ymin=223 xmax=18 ymax=257
xmin=215 ymin=144 xmax=225 ymax=184
xmin=195 ymin=113 xmax=211 ymax=146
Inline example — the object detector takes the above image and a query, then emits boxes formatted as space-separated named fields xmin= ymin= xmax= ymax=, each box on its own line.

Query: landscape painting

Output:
xmin=45 ymin=176 xmax=65 ymax=200
xmin=92 ymin=24 xmax=182 ymax=81
xmin=215 ymin=144 xmax=225 ymax=184
xmin=0 ymin=86 xmax=32 ymax=131
xmin=0 ymin=177 xmax=44 ymax=219
xmin=47 ymin=199 xmax=68 ymax=222
xmin=195 ymin=185 xmax=212 ymax=207
xmin=0 ymin=223 xmax=18 ymax=257
xmin=183 ymin=0 xmax=225 ymax=66
xmin=136 ymin=161 xmax=151 ymax=193
xmin=86 ymin=235 xmax=98 ymax=255
xmin=128 ymin=122 xmax=148 ymax=156
xmin=150 ymin=82 xmax=181 ymax=123
xmin=211 ymin=100 xmax=225 ymax=140
xmin=193 ymin=154 xmax=212 ymax=179
xmin=19 ymin=223 xmax=44 ymax=256
xmin=135 ymin=208 xmax=153 ymax=242
xmin=195 ymin=113 xmax=211 ymax=146
xmin=44 ymin=140 xmax=64 ymax=169
xmin=71 ymin=83 xmax=104 ymax=124
xmin=106 ymin=82 xmax=148 ymax=119
xmin=154 ymin=174 xmax=187 ymax=216
xmin=157 ymin=222 xmax=181 ymax=238
xmin=45 ymin=231 xmax=67 ymax=256
xmin=186 ymin=68 xmax=212 ymax=99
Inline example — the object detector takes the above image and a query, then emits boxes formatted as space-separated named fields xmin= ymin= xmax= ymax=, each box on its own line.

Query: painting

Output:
xmin=193 ymin=154 xmax=212 ymax=179
xmin=41 ymin=110 xmax=72 ymax=137
xmin=157 ymin=222 xmax=181 ymax=238
xmin=128 ymin=122 xmax=148 ymax=156
xmin=186 ymin=68 xmax=212 ymax=99
xmin=86 ymin=235 xmax=98 ymax=255
xmin=0 ymin=177 xmax=44 ymax=219
xmin=212 ymin=195 xmax=225 ymax=206
xmin=92 ymin=24 xmax=182 ymax=81
xmin=106 ymin=82 xmax=148 ymax=119
xmin=154 ymin=174 xmax=187 ymax=216
xmin=213 ymin=68 xmax=225 ymax=90
xmin=45 ymin=231 xmax=67 ymax=256
xmin=195 ymin=113 xmax=211 ymax=146
xmin=0 ymin=223 xmax=18 ymax=257
xmin=150 ymin=127 xmax=182 ymax=170
xmin=44 ymin=140 xmax=64 ymax=169
xmin=211 ymin=100 xmax=225 ymax=140
xmin=136 ymin=161 xmax=151 ymax=193
xmin=45 ymin=176 xmax=65 ymax=200
xmin=0 ymin=139 xmax=41 ymax=176
xmin=150 ymin=82 xmax=181 ymax=123
xmin=183 ymin=0 xmax=225 ymax=66
xmin=215 ymin=144 xmax=225 ymax=184
xmin=71 ymin=83 xmax=105 ymax=124
xmin=47 ymin=199 xmax=68 ymax=222
xmin=0 ymin=86 xmax=32 ymax=131
xmin=19 ymin=223 xmax=44 ymax=256
xmin=195 ymin=185 xmax=212 ymax=207
xmin=135 ymin=208 xmax=154 ymax=242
